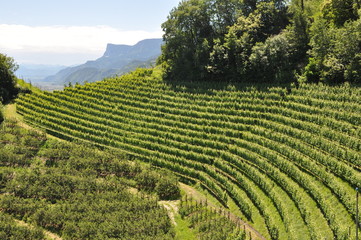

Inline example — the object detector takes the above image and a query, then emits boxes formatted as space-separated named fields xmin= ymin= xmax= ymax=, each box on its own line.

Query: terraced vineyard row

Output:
xmin=17 ymin=69 xmax=361 ymax=239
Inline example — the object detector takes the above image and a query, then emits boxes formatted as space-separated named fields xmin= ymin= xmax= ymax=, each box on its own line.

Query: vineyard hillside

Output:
xmin=16 ymin=68 xmax=361 ymax=240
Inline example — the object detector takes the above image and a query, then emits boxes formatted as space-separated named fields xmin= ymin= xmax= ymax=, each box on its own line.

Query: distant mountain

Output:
xmin=16 ymin=64 xmax=67 ymax=82
xmin=43 ymin=38 xmax=163 ymax=88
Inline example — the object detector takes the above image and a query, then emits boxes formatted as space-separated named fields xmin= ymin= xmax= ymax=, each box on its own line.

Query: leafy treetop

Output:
xmin=159 ymin=0 xmax=361 ymax=84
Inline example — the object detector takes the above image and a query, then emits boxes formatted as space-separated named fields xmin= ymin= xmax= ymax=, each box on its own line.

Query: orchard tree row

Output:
xmin=16 ymin=69 xmax=361 ymax=239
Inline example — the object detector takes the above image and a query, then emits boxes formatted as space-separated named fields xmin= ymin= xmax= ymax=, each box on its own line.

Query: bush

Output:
xmin=0 ymin=212 xmax=45 ymax=240
xmin=135 ymin=171 xmax=159 ymax=192
xmin=155 ymin=177 xmax=181 ymax=200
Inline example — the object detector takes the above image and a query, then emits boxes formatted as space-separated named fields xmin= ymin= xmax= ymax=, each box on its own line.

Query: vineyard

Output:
xmin=16 ymin=68 xmax=361 ymax=239
xmin=0 ymin=118 xmax=180 ymax=239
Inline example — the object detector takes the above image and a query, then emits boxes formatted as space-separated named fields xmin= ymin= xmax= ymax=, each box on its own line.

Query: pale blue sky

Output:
xmin=1 ymin=0 xmax=180 ymax=31
xmin=0 ymin=0 xmax=181 ymax=65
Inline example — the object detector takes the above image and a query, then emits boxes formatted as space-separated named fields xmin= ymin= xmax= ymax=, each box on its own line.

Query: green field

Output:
xmin=16 ymin=68 xmax=361 ymax=239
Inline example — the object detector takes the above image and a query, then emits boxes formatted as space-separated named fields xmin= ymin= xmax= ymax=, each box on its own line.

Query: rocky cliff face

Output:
xmin=43 ymin=38 xmax=162 ymax=86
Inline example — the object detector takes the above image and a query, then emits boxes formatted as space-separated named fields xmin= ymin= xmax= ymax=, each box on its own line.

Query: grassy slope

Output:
xmin=15 ymin=68 xmax=361 ymax=240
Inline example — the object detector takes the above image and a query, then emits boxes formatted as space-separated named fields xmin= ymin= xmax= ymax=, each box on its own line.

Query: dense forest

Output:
xmin=159 ymin=0 xmax=361 ymax=84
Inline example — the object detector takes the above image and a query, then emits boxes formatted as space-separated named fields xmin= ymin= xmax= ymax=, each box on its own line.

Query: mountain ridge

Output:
xmin=43 ymin=38 xmax=163 ymax=88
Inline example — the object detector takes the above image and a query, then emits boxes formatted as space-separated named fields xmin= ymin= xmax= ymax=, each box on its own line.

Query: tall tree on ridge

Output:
xmin=0 ymin=54 xmax=19 ymax=104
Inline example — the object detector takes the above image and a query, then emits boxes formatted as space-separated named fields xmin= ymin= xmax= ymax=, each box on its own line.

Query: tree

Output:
xmin=322 ymin=0 xmax=359 ymax=27
xmin=160 ymin=0 xmax=290 ymax=82
xmin=209 ymin=1 xmax=290 ymax=81
xmin=160 ymin=0 xmax=361 ymax=84
xmin=135 ymin=171 xmax=159 ymax=192
xmin=249 ymin=33 xmax=294 ymax=82
xmin=160 ymin=0 xmax=213 ymax=81
xmin=303 ymin=4 xmax=361 ymax=83
xmin=0 ymin=54 xmax=19 ymax=103
xmin=208 ymin=0 xmax=243 ymax=34
xmin=155 ymin=177 xmax=181 ymax=200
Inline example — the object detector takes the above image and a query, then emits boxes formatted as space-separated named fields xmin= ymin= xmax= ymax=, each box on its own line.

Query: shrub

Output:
xmin=155 ymin=177 xmax=181 ymax=200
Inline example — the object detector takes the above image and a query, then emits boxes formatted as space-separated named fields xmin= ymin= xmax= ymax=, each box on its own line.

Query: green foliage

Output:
xmin=179 ymin=196 xmax=245 ymax=240
xmin=248 ymin=33 xmax=294 ymax=82
xmin=136 ymin=170 xmax=159 ymax=192
xmin=160 ymin=0 xmax=289 ymax=82
xmin=302 ymin=57 xmax=321 ymax=82
xmin=155 ymin=173 xmax=181 ymax=200
xmin=287 ymin=1 xmax=310 ymax=66
xmin=305 ymin=13 xmax=361 ymax=83
xmin=0 ymin=54 xmax=20 ymax=104
xmin=321 ymin=0 xmax=359 ymax=26
xmin=0 ymin=120 xmax=46 ymax=167
xmin=0 ymin=212 xmax=45 ymax=240
xmin=159 ymin=0 xmax=361 ymax=83
xmin=136 ymin=169 xmax=181 ymax=200
xmin=15 ymin=70 xmax=361 ymax=239
xmin=160 ymin=0 xmax=212 ymax=81
xmin=0 ymin=118 xmax=179 ymax=239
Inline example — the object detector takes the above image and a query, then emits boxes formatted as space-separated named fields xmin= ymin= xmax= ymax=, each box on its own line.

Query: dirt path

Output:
xmin=127 ymin=187 xmax=180 ymax=227
xmin=180 ymin=183 xmax=266 ymax=240
xmin=14 ymin=219 xmax=62 ymax=240
xmin=158 ymin=200 xmax=180 ymax=226
xmin=3 ymin=104 xmax=63 ymax=142
xmin=4 ymin=104 xmax=36 ymax=131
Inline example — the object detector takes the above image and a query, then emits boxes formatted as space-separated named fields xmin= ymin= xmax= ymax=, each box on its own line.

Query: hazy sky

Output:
xmin=0 ymin=0 xmax=180 ymax=65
